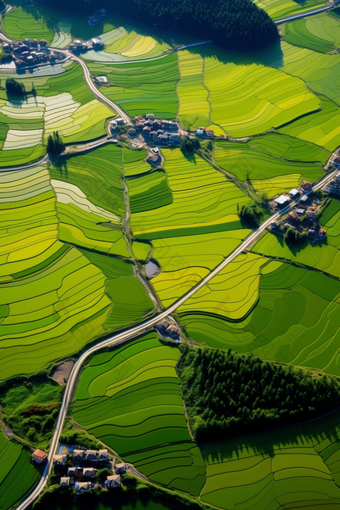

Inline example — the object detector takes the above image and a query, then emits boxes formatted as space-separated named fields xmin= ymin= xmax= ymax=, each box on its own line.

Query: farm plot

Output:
xmin=279 ymin=95 xmax=340 ymax=152
xmin=88 ymin=55 xmax=179 ymax=119
xmin=281 ymin=41 xmax=340 ymax=106
xmin=177 ymin=50 xmax=210 ymax=130
xmin=0 ymin=432 xmax=39 ymax=510
xmin=203 ymin=49 xmax=320 ymax=137
xmin=131 ymin=148 xmax=249 ymax=239
xmin=284 ymin=13 xmax=340 ymax=53
xmin=124 ymin=148 xmax=153 ymax=177
xmin=150 ymin=230 xmax=252 ymax=307
xmin=2 ymin=4 xmax=60 ymax=43
xmin=201 ymin=409 xmax=340 ymax=510
xmin=214 ymin=139 xmax=324 ymax=196
xmin=180 ymin=259 xmax=340 ymax=377
xmin=253 ymin=0 xmax=326 ymax=20
xmin=127 ymin=170 xmax=173 ymax=214
xmin=72 ymin=333 xmax=205 ymax=496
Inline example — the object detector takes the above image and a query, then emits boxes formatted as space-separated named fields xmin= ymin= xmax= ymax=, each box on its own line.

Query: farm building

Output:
xmin=115 ymin=463 xmax=127 ymax=474
xmin=85 ymin=450 xmax=99 ymax=462
xmin=67 ymin=467 xmax=77 ymax=477
xmin=60 ymin=477 xmax=70 ymax=487
xmin=301 ymin=181 xmax=313 ymax=190
xmin=300 ymin=195 xmax=310 ymax=204
xmin=91 ymin=37 xmax=104 ymax=49
xmin=75 ymin=481 xmax=91 ymax=492
xmin=289 ymin=188 xmax=300 ymax=199
xmin=73 ymin=449 xmax=85 ymax=462
xmin=95 ymin=76 xmax=108 ymax=85
xmin=99 ymin=449 xmax=109 ymax=461
xmin=288 ymin=211 xmax=299 ymax=223
xmin=83 ymin=467 xmax=97 ymax=478
xmin=53 ymin=454 xmax=67 ymax=467
xmin=32 ymin=449 xmax=47 ymax=464
xmin=196 ymin=129 xmax=205 ymax=136
xmin=274 ymin=195 xmax=290 ymax=208
xmin=106 ymin=475 xmax=121 ymax=488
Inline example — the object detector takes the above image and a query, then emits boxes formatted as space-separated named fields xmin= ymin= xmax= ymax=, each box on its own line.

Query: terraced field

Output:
xmin=284 ymin=13 xmax=340 ymax=53
xmin=203 ymin=48 xmax=320 ymax=138
xmin=201 ymin=409 xmax=340 ymax=509
xmin=89 ymin=55 xmax=179 ymax=119
xmin=0 ymin=432 xmax=39 ymax=510
xmin=131 ymin=148 xmax=248 ymax=239
xmin=124 ymin=148 xmax=153 ymax=177
xmin=254 ymin=0 xmax=327 ymax=20
xmin=50 ymin=146 xmax=128 ymax=257
xmin=180 ymin=257 xmax=340 ymax=377
xmin=2 ymin=4 xmax=60 ymax=43
xmin=72 ymin=333 xmax=205 ymax=496
xmin=214 ymin=137 xmax=325 ymax=196
xmin=177 ymin=50 xmax=210 ymax=130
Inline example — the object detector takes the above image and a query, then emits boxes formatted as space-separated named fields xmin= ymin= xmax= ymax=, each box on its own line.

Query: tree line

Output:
xmin=177 ymin=345 xmax=340 ymax=441
xmin=40 ymin=0 xmax=279 ymax=51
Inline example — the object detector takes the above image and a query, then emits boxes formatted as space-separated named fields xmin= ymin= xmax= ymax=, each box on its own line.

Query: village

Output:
xmin=3 ymin=38 xmax=65 ymax=68
xmin=32 ymin=446 xmax=127 ymax=493
xmin=268 ymin=173 xmax=340 ymax=243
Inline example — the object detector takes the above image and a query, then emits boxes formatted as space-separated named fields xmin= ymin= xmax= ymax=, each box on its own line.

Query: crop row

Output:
xmin=72 ymin=333 xmax=205 ymax=495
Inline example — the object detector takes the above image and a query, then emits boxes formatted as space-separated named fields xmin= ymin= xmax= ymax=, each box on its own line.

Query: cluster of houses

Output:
xmin=196 ymin=127 xmax=214 ymax=138
xmin=134 ymin=114 xmax=181 ymax=146
xmin=270 ymin=183 xmax=327 ymax=242
xmin=88 ymin=8 xmax=106 ymax=27
xmin=32 ymin=447 xmax=128 ymax=493
xmin=323 ymin=171 xmax=340 ymax=196
xmin=3 ymin=39 xmax=63 ymax=68
xmin=69 ymin=37 xmax=104 ymax=54
xmin=273 ymin=181 xmax=314 ymax=210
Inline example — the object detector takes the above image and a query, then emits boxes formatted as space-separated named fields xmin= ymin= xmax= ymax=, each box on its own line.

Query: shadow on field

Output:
xmin=187 ymin=39 xmax=284 ymax=69
xmin=52 ymin=157 xmax=69 ymax=178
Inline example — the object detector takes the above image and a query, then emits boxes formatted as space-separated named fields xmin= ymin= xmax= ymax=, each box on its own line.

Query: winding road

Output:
xmin=0 ymin=3 xmax=339 ymax=507
xmin=275 ymin=0 xmax=340 ymax=24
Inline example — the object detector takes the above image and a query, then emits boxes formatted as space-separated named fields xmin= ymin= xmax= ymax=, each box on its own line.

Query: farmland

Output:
xmin=201 ymin=409 xmax=340 ymax=509
xmin=0 ymin=432 xmax=39 ymax=510
xmin=284 ymin=13 xmax=340 ymax=53
xmin=214 ymin=137 xmax=325 ymax=196
xmin=72 ymin=333 xmax=205 ymax=496
xmin=254 ymin=0 xmax=327 ymax=20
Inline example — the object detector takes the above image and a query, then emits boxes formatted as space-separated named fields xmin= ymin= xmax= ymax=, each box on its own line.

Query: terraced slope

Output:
xmin=254 ymin=0 xmax=327 ymax=20
xmin=201 ymin=409 xmax=340 ymax=509
xmin=0 ymin=432 xmax=39 ymax=510
xmin=72 ymin=333 xmax=205 ymax=496
xmin=179 ymin=258 xmax=340 ymax=377
xmin=88 ymin=55 xmax=179 ymax=119
xmin=284 ymin=13 xmax=340 ymax=53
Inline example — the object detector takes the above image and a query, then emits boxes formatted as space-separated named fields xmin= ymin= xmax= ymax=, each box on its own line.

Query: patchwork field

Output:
xmin=131 ymin=148 xmax=249 ymax=239
xmin=124 ymin=148 xmax=153 ymax=177
xmin=201 ymin=409 xmax=340 ymax=510
xmin=214 ymin=137 xmax=325 ymax=196
xmin=150 ymin=230 xmax=252 ymax=307
xmin=180 ymin=257 xmax=340 ymax=377
xmin=0 ymin=150 xmax=154 ymax=380
xmin=2 ymin=4 xmax=60 ymax=43
xmin=72 ymin=333 xmax=205 ymax=496
xmin=177 ymin=50 xmax=210 ymax=130
xmin=254 ymin=0 xmax=327 ymax=20
xmin=284 ymin=13 xmax=340 ymax=53
xmin=0 ymin=432 xmax=39 ymax=510
xmin=203 ymin=48 xmax=320 ymax=138
xmin=89 ymin=55 xmax=179 ymax=119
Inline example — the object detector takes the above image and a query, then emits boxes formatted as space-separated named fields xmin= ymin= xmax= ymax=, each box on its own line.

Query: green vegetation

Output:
xmin=284 ymin=227 xmax=307 ymax=244
xmin=239 ymin=202 xmax=263 ymax=227
xmin=0 ymin=375 xmax=63 ymax=450
xmin=201 ymin=409 xmax=340 ymax=509
xmin=0 ymin=432 xmax=39 ymax=510
xmin=178 ymin=344 xmax=340 ymax=440
xmin=72 ymin=333 xmax=205 ymax=496
xmin=47 ymin=131 xmax=65 ymax=155
xmin=284 ymin=13 xmax=340 ymax=53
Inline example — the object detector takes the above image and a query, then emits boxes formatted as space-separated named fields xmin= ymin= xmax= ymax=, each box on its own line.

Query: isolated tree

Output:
xmin=5 ymin=78 xmax=26 ymax=97
xmin=47 ymin=131 xmax=65 ymax=155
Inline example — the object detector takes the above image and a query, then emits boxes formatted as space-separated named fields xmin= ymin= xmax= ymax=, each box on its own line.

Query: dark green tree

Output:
xmin=5 ymin=78 xmax=26 ymax=98
xmin=47 ymin=131 xmax=65 ymax=155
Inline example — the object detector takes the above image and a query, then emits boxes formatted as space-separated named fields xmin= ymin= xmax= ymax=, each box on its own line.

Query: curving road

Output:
xmin=15 ymin=165 xmax=339 ymax=510
xmin=275 ymin=0 xmax=340 ymax=24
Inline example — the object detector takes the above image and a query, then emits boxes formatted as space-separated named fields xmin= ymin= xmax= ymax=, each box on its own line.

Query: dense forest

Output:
xmin=41 ymin=0 xmax=279 ymax=51
xmin=177 ymin=345 xmax=340 ymax=440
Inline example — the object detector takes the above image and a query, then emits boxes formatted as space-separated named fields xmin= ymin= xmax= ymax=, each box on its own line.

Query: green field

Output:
xmin=72 ymin=333 xmax=205 ymax=496
xmin=180 ymin=258 xmax=340 ymax=377
xmin=201 ymin=409 xmax=340 ymax=509
xmin=88 ymin=55 xmax=179 ymax=119
xmin=0 ymin=432 xmax=39 ymax=510
xmin=254 ymin=0 xmax=327 ymax=20
xmin=214 ymin=137 xmax=325 ymax=196
xmin=284 ymin=13 xmax=340 ymax=53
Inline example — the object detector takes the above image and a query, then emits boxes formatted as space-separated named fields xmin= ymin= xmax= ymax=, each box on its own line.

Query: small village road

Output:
xmin=275 ymin=0 xmax=340 ymax=24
